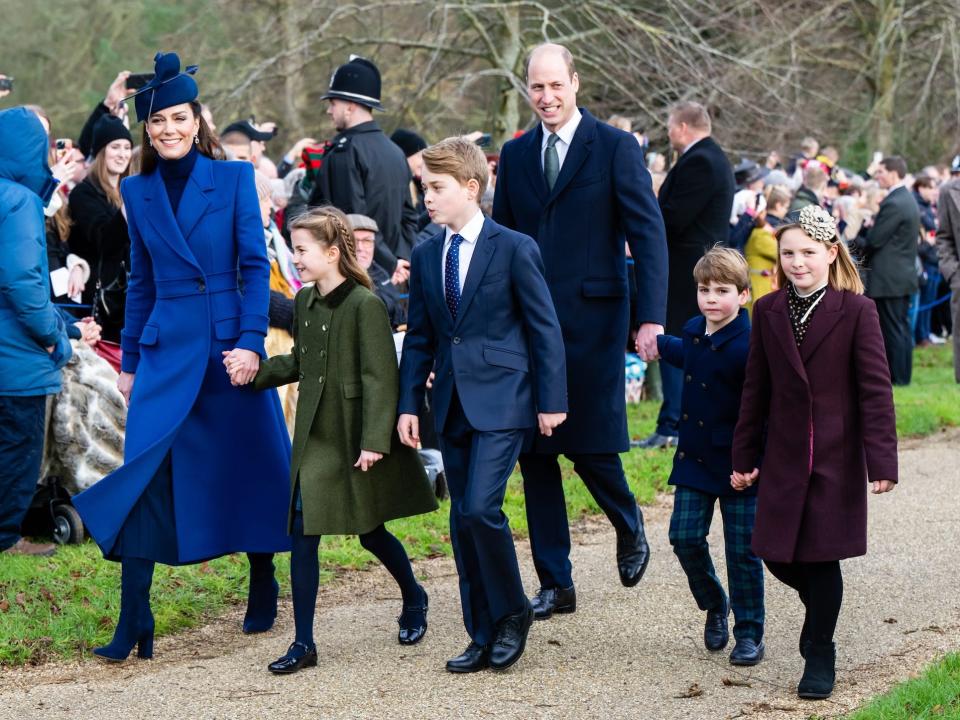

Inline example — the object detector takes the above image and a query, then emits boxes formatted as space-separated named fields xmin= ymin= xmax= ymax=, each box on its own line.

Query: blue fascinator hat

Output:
xmin=128 ymin=52 xmax=199 ymax=123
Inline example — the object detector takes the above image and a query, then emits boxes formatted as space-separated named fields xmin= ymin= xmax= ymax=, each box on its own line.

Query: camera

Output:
xmin=125 ymin=73 xmax=154 ymax=91
xmin=0 ymin=76 xmax=13 ymax=92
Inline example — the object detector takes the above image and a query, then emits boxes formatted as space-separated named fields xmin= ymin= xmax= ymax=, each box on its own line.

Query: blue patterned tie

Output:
xmin=445 ymin=233 xmax=464 ymax=320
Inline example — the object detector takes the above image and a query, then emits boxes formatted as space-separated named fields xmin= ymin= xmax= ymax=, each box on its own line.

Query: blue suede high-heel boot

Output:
xmin=93 ymin=557 xmax=156 ymax=662
xmin=243 ymin=552 xmax=279 ymax=634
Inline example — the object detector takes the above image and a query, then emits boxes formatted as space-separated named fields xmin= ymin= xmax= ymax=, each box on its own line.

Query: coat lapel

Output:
xmin=520 ymin=125 xmax=549 ymax=204
xmin=454 ymin=220 xmax=496 ymax=327
xmin=424 ymin=233 xmax=451 ymax=330
xmin=766 ymin=290 xmax=809 ymax=384
xmin=799 ymin=286 xmax=843 ymax=363
xmin=142 ymin=169 xmax=199 ymax=269
xmin=175 ymin=153 xmax=215 ymax=243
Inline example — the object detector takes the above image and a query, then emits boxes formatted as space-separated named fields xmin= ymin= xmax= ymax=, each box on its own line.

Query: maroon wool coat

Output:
xmin=732 ymin=286 xmax=898 ymax=563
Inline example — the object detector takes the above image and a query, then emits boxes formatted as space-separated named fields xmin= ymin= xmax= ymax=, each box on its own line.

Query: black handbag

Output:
xmin=93 ymin=260 xmax=128 ymax=325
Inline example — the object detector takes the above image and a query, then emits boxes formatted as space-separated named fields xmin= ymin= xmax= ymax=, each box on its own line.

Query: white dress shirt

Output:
xmin=540 ymin=110 xmax=583 ymax=171
xmin=442 ymin=209 xmax=486 ymax=290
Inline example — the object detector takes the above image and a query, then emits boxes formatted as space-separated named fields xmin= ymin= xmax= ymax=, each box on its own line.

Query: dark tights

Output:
xmin=764 ymin=559 xmax=843 ymax=645
xmin=290 ymin=512 xmax=421 ymax=647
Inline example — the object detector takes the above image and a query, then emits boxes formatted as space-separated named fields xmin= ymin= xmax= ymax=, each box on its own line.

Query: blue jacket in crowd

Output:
xmin=656 ymin=308 xmax=754 ymax=497
xmin=0 ymin=107 xmax=72 ymax=396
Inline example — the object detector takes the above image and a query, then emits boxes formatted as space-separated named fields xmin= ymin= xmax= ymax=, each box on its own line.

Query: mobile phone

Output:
xmin=0 ymin=76 xmax=13 ymax=92
xmin=872 ymin=151 xmax=883 ymax=164
xmin=125 ymin=73 xmax=154 ymax=90
xmin=55 ymin=138 xmax=73 ymax=160
xmin=474 ymin=133 xmax=492 ymax=147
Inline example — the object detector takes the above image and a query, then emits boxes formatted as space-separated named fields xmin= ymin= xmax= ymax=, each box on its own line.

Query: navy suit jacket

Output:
xmin=657 ymin=309 xmax=753 ymax=497
xmin=493 ymin=109 xmax=667 ymax=453
xmin=398 ymin=217 xmax=567 ymax=433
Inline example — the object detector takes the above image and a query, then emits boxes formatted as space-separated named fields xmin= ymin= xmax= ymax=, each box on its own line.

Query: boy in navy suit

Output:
xmin=398 ymin=137 xmax=567 ymax=673
xmin=656 ymin=247 xmax=765 ymax=666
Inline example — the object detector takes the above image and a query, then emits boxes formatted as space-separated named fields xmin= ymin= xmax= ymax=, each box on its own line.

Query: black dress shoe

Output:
xmin=616 ymin=512 xmax=650 ymax=588
xmin=445 ymin=642 xmax=490 ymax=673
xmin=489 ymin=602 xmax=534 ymax=671
xmin=398 ymin=586 xmax=428 ymax=645
xmin=268 ymin=641 xmax=318 ymax=674
xmin=729 ymin=638 xmax=765 ymax=666
xmin=704 ymin=602 xmax=730 ymax=651
xmin=531 ymin=585 xmax=576 ymax=620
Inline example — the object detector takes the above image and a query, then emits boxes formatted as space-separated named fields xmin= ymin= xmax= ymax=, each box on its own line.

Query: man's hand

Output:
xmin=635 ymin=323 xmax=663 ymax=361
xmin=75 ymin=317 xmax=101 ymax=347
xmin=538 ymin=412 xmax=567 ymax=437
xmin=730 ymin=468 xmax=759 ymax=491
xmin=397 ymin=413 xmax=420 ymax=448
xmin=118 ymin=372 xmax=135 ymax=405
xmin=872 ymin=480 xmax=895 ymax=494
xmin=392 ymin=259 xmax=411 ymax=285
xmin=221 ymin=348 xmax=260 ymax=386
xmin=105 ymin=71 xmax=131 ymax=114
xmin=354 ymin=450 xmax=383 ymax=472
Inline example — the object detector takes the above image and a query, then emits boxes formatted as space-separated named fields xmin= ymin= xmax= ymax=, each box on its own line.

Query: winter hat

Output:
xmin=91 ymin=115 xmax=133 ymax=157
xmin=390 ymin=129 xmax=427 ymax=157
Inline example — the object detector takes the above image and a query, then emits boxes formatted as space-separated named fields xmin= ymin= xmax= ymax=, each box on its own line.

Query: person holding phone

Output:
xmin=72 ymin=52 xmax=292 ymax=663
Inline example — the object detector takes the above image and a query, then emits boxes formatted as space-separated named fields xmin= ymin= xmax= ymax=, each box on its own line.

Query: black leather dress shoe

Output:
xmin=445 ymin=642 xmax=490 ymax=673
xmin=489 ymin=602 xmax=534 ymax=670
xmin=267 ymin=641 xmax=317 ymax=674
xmin=616 ymin=512 xmax=650 ymax=587
xmin=729 ymin=638 xmax=765 ymax=666
xmin=531 ymin=585 xmax=576 ymax=620
xmin=398 ymin=586 xmax=428 ymax=645
xmin=704 ymin=602 xmax=730 ymax=651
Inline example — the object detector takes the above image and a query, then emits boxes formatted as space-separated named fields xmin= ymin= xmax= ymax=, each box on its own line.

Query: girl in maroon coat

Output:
xmin=731 ymin=204 xmax=897 ymax=700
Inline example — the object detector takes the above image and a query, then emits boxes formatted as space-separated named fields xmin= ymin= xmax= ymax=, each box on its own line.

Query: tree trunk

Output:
xmin=493 ymin=5 xmax=521 ymax=148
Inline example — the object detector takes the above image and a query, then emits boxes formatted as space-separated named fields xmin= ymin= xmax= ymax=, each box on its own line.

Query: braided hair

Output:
xmin=289 ymin=206 xmax=373 ymax=290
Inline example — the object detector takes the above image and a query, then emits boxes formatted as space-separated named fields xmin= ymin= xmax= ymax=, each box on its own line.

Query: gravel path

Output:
xmin=2 ymin=432 xmax=958 ymax=720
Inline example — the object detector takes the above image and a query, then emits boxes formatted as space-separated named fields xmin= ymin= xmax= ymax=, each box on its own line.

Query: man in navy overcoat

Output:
xmin=492 ymin=43 xmax=668 ymax=620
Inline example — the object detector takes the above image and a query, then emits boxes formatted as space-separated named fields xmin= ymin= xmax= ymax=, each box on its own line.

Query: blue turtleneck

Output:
xmin=157 ymin=146 xmax=198 ymax=215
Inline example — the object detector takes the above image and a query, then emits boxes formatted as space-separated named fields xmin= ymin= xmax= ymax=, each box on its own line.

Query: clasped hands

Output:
xmin=730 ymin=468 xmax=895 ymax=495
xmin=221 ymin=348 xmax=260 ymax=386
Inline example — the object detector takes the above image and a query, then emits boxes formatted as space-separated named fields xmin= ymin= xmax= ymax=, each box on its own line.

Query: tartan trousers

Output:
xmin=668 ymin=485 xmax=764 ymax=641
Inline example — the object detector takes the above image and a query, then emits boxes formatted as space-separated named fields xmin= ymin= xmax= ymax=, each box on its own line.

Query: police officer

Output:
xmin=310 ymin=56 xmax=417 ymax=276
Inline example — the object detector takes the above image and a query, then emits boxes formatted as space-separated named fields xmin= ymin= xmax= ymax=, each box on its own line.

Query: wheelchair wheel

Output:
xmin=52 ymin=503 xmax=85 ymax=545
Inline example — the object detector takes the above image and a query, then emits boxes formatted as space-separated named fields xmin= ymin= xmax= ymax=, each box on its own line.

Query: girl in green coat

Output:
xmin=239 ymin=207 xmax=438 ymax=675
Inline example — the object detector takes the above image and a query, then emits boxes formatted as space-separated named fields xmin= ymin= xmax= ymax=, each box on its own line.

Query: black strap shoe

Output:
xmin=729 ymin=638 xmax=765 ymax=666
xmin=489 ymin=602 xmax=534 ymax=671
xmin=445 ymin=642 xmax=490 ymax=673
xmin=398 ymin=586 xmax=428 ymax=645
xmin=704 ymin=602 xmax=730 ymax=651
xmin=616 ymin=510 xmax=650 ymax=587
xmin=267 ymin=641 xmax=318 ymax=674
xmin=531 ymin=585 xmax=576 ymax=620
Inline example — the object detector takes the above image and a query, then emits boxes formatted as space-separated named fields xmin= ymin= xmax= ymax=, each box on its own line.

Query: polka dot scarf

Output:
xmin=787 ymin=283 xmax=827 ymax=345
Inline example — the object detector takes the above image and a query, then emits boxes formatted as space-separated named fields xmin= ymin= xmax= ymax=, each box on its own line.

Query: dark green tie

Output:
xmin=544 ymin=133 xmax=560 ymax=191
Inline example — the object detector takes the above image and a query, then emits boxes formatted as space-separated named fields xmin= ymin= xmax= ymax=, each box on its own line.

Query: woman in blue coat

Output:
xmin=73 ymin=53 xmax=291 ymax=662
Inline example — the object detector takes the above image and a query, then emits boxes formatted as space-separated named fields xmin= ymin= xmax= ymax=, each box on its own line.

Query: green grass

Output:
xmin=0 ymin=346 xmax=954 ymax=666
xmin=843 ymin=652 xmax=960 ymax=720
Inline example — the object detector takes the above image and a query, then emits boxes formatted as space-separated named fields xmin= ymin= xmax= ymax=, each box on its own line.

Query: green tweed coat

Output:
xmin=254 ymin=278 xmax=437 ymax=535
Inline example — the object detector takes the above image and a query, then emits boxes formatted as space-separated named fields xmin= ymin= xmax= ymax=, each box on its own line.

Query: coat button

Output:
xmin=693 ymin=337 xmax=699 ymax=344
xmin=298 ymin=372 xmax=304 ymax=380
xmin=322 ymin=324 xmax=328 ymax=332
xmin=701 ymin=382 xmax=707 ymax=389
xmin=682 ymin=413 xmax=689 ymax=421
xmin=697 ymin=420 xmax=704 ymax=427
xmin=685 ymin=374 xmax=692 ymax=382
xmin=305 ymin=320 xmax=310 ymax=327
xmin=319 ymin=376 xmax=324 ymax=383
xmin=320 ymin=350 xmax=326 ymax=358
xmin=453 ymin=337 xmax=461 ymax=345
xmin=678 ymin=451 xmax=685 ymax=459
xmin=697 ymin=457 xmax=704 ymax=463
xmin=197 ymin=280 xmax=206 ymax=292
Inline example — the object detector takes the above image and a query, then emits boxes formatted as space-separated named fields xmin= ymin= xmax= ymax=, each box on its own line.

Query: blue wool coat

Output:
xmin=657 ymin=309 xmax=754 ymax=497
xmin=493 ymin=109 xmax=668 ymax=453
xmin=73 ymin=154 xmax=291 ymax=562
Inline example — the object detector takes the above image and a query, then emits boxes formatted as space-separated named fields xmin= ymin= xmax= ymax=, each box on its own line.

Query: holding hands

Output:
xmin=730 ymin=468 xmax=759 ymax=491
xmin=221 ymin=348 xmax=260 ymax=386
xmin=354 ymin=450 xmax=382 ymax=472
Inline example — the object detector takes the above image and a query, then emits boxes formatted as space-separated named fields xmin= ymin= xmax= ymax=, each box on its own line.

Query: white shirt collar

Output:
xmin=445 ymin=209 xmax=485 ymax=245
xmin=541 ymin=109 xmax=582 ymax=149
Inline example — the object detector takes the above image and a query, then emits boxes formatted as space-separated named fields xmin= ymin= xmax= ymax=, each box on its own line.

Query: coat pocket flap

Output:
xmin=482 ymin=345 xmax=529 ymax=372
xmin=343 ymin=382 xmax=363 ymax=399
xmin=214 ymin=316 xmax=241 ymax=341
xmin=582 ymin=278 xmax=627 ymax=298
xmin=139 ymin=324 xmax=159 ymax=346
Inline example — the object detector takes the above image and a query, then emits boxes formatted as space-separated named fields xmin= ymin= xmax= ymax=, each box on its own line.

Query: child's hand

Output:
xmin=538 ymin=412 xmax=567 ymax=437
xmin=730 ymin=468 xmax=759 ymax=491
xmin=872 ymin=480 xmax=895 ymax=494
xmin=397 ymin=413 xmax=420 ymax=448
xmin=354 ymin=450 xmax=383 ymax=472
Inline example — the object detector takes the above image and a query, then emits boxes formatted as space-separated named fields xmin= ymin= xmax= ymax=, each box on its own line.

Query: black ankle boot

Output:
xmin=244 ymin=553 xmax=279 ymax=634
xmin=797 ymin=642 xmax=836 ymax=699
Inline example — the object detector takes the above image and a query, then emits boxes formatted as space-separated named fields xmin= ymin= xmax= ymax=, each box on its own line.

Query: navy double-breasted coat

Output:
xmin=73 ymin=154 xmax=291 ymax=562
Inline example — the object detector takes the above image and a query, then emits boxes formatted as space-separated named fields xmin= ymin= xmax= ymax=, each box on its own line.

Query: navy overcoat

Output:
xmin=493 ymin=109 xmax=668 ymax=453
xmin=732 ymin=288 xmax=898 ymax=563
xmin=73 ymin=154 xmax=291 ymax=562
xmin=657 ymin=309 xmax=754 ymax=497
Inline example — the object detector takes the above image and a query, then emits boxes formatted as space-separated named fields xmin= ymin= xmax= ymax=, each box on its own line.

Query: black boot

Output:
xmin=799 ymin=612 xmax=812 ymax=659
xmin=93 ymin=557 xmax=156 ymax=662
xmin=243 ymin=553 xmax=279 ymax=634
xmin=797 ymin=642 xmax=836 ymax=699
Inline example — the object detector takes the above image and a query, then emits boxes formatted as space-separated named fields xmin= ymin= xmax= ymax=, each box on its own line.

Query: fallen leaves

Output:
xmin=675 ymin=682 xmax=703 ymax=698
xmin=721 ymin=677 xmax=752 ymax=688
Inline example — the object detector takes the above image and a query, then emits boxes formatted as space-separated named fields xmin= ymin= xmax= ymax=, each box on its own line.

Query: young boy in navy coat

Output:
xmin=656 ymin=247 xmax=765 ymax=666
xmin=398 ymin=137 xmax=567 ymax=673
